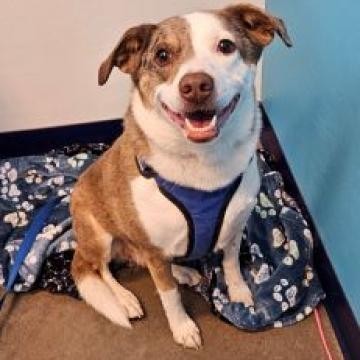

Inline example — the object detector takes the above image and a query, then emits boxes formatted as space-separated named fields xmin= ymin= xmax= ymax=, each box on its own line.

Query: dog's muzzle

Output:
xmin=161 ymin=93 xmax=240 ymax=143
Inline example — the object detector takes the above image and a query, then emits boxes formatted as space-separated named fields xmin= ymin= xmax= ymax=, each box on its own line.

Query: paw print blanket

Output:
xmin=0 ymin=144 xmax=325 ymax=330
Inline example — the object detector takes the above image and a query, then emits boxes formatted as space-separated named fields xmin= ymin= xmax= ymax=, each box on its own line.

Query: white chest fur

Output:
xmin=131 ymin=174 xmax=188 ymax=257
xmin=130 ymin=157 xmax=260 ymax=258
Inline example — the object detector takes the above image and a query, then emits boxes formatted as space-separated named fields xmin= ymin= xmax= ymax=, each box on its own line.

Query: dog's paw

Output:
xmin=172 ymin=265 xmax=202 ymax=287
xmin=115 ymin=288 xmax=144 ymax=319
xmin=228 ymin=284 xmax=254 ymax=307
xmin=171 ymin=316 xmax=202 ymax=349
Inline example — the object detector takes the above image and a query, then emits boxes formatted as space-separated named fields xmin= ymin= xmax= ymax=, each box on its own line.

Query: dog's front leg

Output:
xmin=146 ymin=255 xmax=201 ymax=349
xmin=223 ymin=232 xmax=253 ymax=307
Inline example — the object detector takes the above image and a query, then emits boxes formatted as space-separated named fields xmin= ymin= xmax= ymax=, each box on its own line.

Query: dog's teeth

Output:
xmin=185 ymin=118 xmax=195 ymax=131
xmin=210 ymin=115 xmax=217 ymax=127
xmin=185 ymin=116 xmax=217 ymax=133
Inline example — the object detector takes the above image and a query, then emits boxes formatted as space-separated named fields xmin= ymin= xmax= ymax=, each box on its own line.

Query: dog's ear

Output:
xmin=98 ymin=24 xmax=157 ymax=86
xmin=224 ymin=5 xmax=292 ymax=48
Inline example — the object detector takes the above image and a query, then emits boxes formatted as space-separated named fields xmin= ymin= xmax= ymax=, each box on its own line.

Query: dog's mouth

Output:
xmin=160 ymin=94 xmax=240 ymax=143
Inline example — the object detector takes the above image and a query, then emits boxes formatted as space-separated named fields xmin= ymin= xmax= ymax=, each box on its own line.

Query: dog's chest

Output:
xmin=130 ymin=160 xmax=259 ymax=258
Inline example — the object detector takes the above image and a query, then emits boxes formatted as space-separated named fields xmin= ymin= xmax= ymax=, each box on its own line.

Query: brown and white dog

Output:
xmin=70 ymin=4 xmax=291 ymax=349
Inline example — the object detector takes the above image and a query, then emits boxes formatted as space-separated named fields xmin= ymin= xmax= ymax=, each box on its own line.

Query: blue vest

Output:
xmin=136 ymin=158 xmax=243 ymax=262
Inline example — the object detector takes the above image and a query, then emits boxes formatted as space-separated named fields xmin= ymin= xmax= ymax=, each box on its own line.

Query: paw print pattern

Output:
xmin=255 ymin=192 xmax=277 ymax=219
xmin=3 ymin=210 xmax=28 ymax=228
xmin=273 ymin=290 xmax=283 ymax=302
xmin=36 ymin=224 xmax=62 ymax=241
xmin=281 ymin=190 xmax=301 ymax=212
xmin=1 ymin=184 xmax=21 ymax=201
xmin=15 ymin=200 xmax=35 ymax=212
xmin=259 ymin=192 xmax=273 ymax=208
xmin=44 ymin=157 xmax=60 ymax=173
xmin=302 ymin=266 xmax=314 ymax=287
xmin=273 ymin=188 xmax=298 ymax=208
xmin=0 ymin=162 xmax=14 ymax=178
xmin=250 ymin=243 xmax=264 ymax=260
xmin=252 ymin=263 xmax=271 ymax=284
xmin=304 ymin=306 xmax=313 ymax=315
xmin=57 ymin=187 xmax=73 ymax=203
xmin=58 ymin=239 xmax=77 ymax=252
xmin=25 ymin=169 xmax=43 ymax=184
xmin=212 ymin=286 xmax=230 ymax=312
xmin=272 ymin=228 xmax=285 ymax=248
xmin=34 ymin=193 xmax=47 ymax=200
xmin=272 ymin=281 xmax=298 ymax=311
xmin=67 ymin=153 xmax=88 ymax=168
xmin=46 ymin=175 xmax=65 ymax=187
xmin=4 ymin=242 xmax=20 ymax=253
xmin=268 ymin=208 xmax=276 ymax=216
xmin=1 ymin=162 xmax=21 ymax=201
xmin=285 ymin=285 xmax=298 ymax=307
xmin=272 ymin=228 xmax=300 ymax=266
xmin=282 ymin=256 xmax=294 ymax=266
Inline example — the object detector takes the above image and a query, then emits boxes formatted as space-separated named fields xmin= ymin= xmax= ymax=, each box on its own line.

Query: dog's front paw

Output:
xmin=171 ymin=316 xmax=202 ymax=349
xmin=228 ymin=284 xmax=254 ymax=307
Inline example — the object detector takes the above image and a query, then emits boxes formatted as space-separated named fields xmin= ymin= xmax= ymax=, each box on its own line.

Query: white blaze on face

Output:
xmin=155 ymin=12 xmax=255 ymax=113
xmin=132 ymin=10 xmax=259 ymax=160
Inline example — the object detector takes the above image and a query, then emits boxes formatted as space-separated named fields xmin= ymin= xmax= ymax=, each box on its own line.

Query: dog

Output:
xmin=70 ymin=3 xmax=292 ymax=349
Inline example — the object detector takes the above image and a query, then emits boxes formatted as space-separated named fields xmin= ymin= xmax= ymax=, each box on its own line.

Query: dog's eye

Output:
xmin=155 ymin=48 xmax=171 ymax=66
xmin=217 ymin=39 xmax=236 ymax=55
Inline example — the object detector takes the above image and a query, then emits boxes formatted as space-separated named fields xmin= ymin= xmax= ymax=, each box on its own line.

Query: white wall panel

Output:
xmin=0 ymin=1 xmax=264 ymax=132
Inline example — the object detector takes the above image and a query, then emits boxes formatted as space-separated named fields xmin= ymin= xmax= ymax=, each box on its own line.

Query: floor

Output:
xmin=0 ymin=267 xmax=343 ymax=360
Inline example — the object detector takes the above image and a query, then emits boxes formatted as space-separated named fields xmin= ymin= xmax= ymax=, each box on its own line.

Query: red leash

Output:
xmin=314 ymin=307 xmax=336 ymax=360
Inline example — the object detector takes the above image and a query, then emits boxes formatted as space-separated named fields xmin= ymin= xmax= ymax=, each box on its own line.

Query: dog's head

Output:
xmin=99 ymin=4 xmax=291 ymax=144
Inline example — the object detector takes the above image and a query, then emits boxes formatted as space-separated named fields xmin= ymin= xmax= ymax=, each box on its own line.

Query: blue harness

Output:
xmin=0 ymin=158 xmax=243 ymax=307
xmin=136 ymin=158 xmax=243 ymax=262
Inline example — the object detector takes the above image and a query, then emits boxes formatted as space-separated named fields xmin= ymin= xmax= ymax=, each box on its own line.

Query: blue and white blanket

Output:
xmin=0 ymin=143 xmax=325 ymax=330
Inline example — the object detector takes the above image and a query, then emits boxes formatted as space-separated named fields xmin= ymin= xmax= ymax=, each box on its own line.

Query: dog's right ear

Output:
xmin=98 ymin=24 xmax=157 ymax=86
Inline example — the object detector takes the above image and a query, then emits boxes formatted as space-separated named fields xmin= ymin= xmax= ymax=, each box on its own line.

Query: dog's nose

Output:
xmin=179 ymin=72 xmax=214 ymax=104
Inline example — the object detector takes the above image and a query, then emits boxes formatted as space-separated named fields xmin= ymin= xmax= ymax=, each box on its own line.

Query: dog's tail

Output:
xmin=71 ymin=251 xmax=132 ymax=328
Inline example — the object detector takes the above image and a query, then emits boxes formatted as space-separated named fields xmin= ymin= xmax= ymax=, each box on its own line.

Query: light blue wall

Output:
xmin=263 ymin=1 xmax=360 ymax=323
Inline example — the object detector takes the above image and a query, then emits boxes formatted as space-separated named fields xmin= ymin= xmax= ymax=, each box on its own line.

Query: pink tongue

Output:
xmin=184 ymin=119 xmax=218 ymax=142
xmin=187 ymin=119 xmax=212 ymax=128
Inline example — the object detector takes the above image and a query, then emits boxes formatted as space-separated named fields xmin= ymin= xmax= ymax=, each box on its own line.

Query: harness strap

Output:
xmin=172 ymin=172 xmax=243 ymax=263
xmin=135 ymin=156 xmax=248 ymax=262
xmin=0 ymin=196 xmax=61 ymax=309
xmin=135 ymin=156 xmax=157 ymax=178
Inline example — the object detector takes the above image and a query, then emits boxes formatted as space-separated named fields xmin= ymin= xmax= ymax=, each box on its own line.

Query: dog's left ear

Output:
xmin=223 ymin=5 xmax=292 ymax=48
xmin=98 ymin=24 xmax=157 ymax=86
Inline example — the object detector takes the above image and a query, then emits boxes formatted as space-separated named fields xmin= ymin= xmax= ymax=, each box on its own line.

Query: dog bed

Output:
xmin=0 ymin=143 xmax=325 ymax=330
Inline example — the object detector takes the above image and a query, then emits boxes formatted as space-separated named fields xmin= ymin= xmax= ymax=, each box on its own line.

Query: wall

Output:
xmin=0 ymin=0 xmax=264 ymax=132
xmin=263 ymin=0 xmax=360 ymax=322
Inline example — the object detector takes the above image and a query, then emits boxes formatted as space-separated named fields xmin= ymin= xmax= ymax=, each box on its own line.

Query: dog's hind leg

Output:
xmin=71 ymin=213 xmax=142 ymax=328
xmin=72 ymin=251 xmax=132 ymax=328
xmin=101 ymin=266 xmax=143 ymax=319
